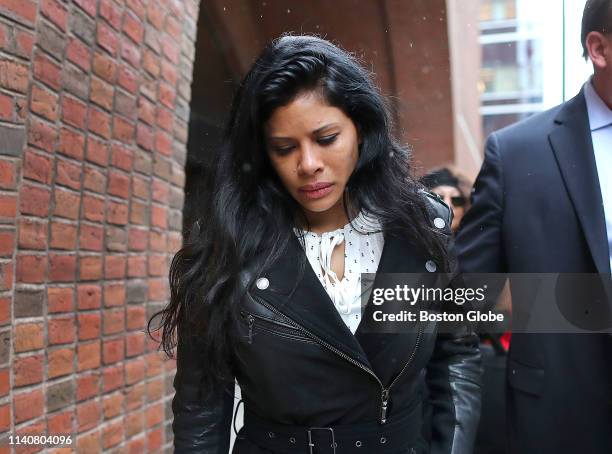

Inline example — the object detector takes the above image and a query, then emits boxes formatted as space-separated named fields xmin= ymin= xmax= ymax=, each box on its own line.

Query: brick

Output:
xmin=70 ymin=8 xmax=96 ymax=47
xmin=76 ymin=372 xmax=99 ymax=401
xmin=107 ymin=200 xmax=128 ymax=225
xmin=125 ymin=360 xmax=146 ymax=389
xmin=153 ymin=154 xmax=171 ymax=180
xmin=62 ymin=63 xmax=89 ymax=100
xmin=0 ymin=262 xmax=13 ymax=291
xmin=147 ymin=2 xmax=164 ymax=30
xmin=103 ymin=309 xmax=124 ymax=335
xmin=53 ymin=188 xmax=80 ymax=220
xmin=48 ymin=410 xmax=73 ymax=433
xmin=0 ymin=368 xmax=9 ymax=395
xmin=49 ymin=316 xmax=75 ymax=344
xmin=158 ymin=82 xmax=176 ymax=109
xmin=77 ymin=284 xmax=101 ymax=309
xmin=151 ymin=205 xmax=168 ymax=228
xmin=58 ymin=127 xmax=86 ymax=160
xmin=23 ymin=149 xmax=52 ymax=184
xmin=47 ymin=379 xmax=75 ymax=412
xmin=103 ymin=421 xmax=123 ymax=449
xmin=18 ymin=218 xmax=47 ymax=250
xmin=14 ymin=389 xmax=44 ymax=424
xmin=111 ymin=144 xmax=133 ymax=171
xmin=50 ymin=220 xmax=77 ymax=249
xmin=77 ymin=399 xmax=101 ymax=432
xmin=0 ymin=0 xmax=37 ymax=27
xmin=106 ymin=226 xmax=127 ymax=251
xmin=127 ymin=255 xmax=146 ymax=277
xmin=108 ymin=170 xmax=130 ymax=198
xmin=103 ymin=339 xmax=124 ymax=365
xmin=161 ymin=39 xmax=180 ymax=65
xmin=66 ymin=37 xmax=91 ymax=71
xmin=33 ymin=52 xmax=62 ymax=90
xmin=78 ymin=431 xmax=101 ymax=452
xmin=123 ymin=10 xmax=144 ymax=44
xmin=86 ymin=136 xmax=110 ymax=167
xmin=78 ymin=312 xmax=100 ymax=340
xmin=126 ymin=331 xmax=144 ymax=355
xmin=20 ymin=184 xmax=51 ymax=217
xmin=48 ymin=286 xmax=74 ymax=313
xmin=100 ymin=0 xmax=122 ymax=30
xmin=92 ymin=51 xmax=117 ymax=83
xmin=49 ymin=253 xmax=77 ymax=282
xmin=88 ymin=108 xmax=111 ymax=139
xmin=103 ymin=365 xmax=124 ymax=392
xmin=0 ymin=58 xmax=28 ymax=93
xmin=14 ymin=287 xmax=44 ymax=318
xmin=104 ymin=255 xmax=126 ymax=279
xmin=140 ymin=77 xmax=157 ymax=102
xmin=62 ymin=95 xmax=88 ymax=130
xmin=148 ymin=278 xmax=167 ymax=301
xmin=41 ymin=0 xmax=68 ymax=31
xmin=128 ymin=228 xmax=147 ymax=251
xmin=38 ymin=20 xmax=65 ymax=60
xmin=77 ymin=341 xmax=100 ymax=372
xmin=97 ymin=22 xmax=119 ymax=56
xmin=79 ymin=255 xmax=103 ymax=280
xmin=126 ymin=306 xmax=145 ymax=330
xmin=15 ymin=322 xmax=44 ymax=352
xmin=148 ymin=254 xmax=166 ymax=276
xmin=73 ymin=0 xmax=96 ymax=18
xmin=104 ymin=282 xmax=125 ymax=306
xmin=48 ymin=348 xmax=74 ymax=378
xmin=79 ymin=223 xmax=103 ymax=251
xmin=115 ymin=89 xmax=136 ymax=119
xmin=12 ymin=28 xmax=35 ymax=58
xmin=118 ymin=64 xmax=138 ymax=94
xmin=0 ymin=92 xmax=12 ymax=121
xmin=137 ymin=97 xmax=155 ymax=126
xmin=155 ymin=130 xmax=172 ymax=156
xmin=126 ymin=0 xmax=145 ymax=20
xmin=113 ymin=116 xmax=135 ymax=144
xmin=82 ymin=194 xmax=105 ymax=222
xmin=27 ymin=117 xmax=55 ymax=152
xmin=144 ymin=26 xmax=161 ymax=55
xmin=129 ymin=200 xmax=148 ymax=225
xmin=136 ymin=123 xmax=153 ymax=151
xmin=121 ymin=38 xmax=141 ymax=68
xmin=149 ymin=231 xmax=166 ymax=252
xmin=14 ymin=354 xmax=43 ymax=386
xmin=146 ymin=377 xmax=163 ymax=401
xmin=131 ymin=175 xmax=149 ymax=199
xmin=90 ymin=77 xmax=113 ymax=111
xmin=30 ymin=83 xmax=59 ymax=121
xmin=55 ymin=158 xmax=82 ymax=190
xmin=0 ymin=229 xmax=13 ymax=256
xmin=165 ymin=15 xmax=181 ymax=42
xmin=161 ymin=60 xmax=178 ymax=86
xmin=146 ymin=402 xmax=164 ymax=427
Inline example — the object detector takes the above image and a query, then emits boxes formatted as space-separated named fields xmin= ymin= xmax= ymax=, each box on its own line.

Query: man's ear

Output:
xmin=586 ymin=31 xmax=611 ymax=70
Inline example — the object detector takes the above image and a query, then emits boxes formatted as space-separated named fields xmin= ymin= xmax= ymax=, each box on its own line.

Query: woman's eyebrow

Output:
xmin=267 ymin=123 xmax=340 ymax=140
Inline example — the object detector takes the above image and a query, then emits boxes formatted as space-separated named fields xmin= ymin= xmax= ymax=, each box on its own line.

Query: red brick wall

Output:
xmin=0 ymin=0 xmax=199 ymax=451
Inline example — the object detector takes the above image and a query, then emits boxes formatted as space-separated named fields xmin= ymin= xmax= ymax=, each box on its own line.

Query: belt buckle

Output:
xmin=307 ymin=427 xmax=336 ymax=454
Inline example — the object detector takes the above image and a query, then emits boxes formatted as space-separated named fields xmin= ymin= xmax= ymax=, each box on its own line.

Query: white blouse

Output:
xmin=293 ymin=210 xmax=384 ymax=334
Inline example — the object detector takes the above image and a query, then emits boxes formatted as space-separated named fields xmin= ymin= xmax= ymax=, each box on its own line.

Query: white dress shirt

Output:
xmin=583 ymin=78 xmax=612 ymax=272
xmin=293 ymin=210 xmax=384 ymax=334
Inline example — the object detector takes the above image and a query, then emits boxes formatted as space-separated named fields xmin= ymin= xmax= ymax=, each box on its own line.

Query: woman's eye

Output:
xmin=273 ymin=145 xmax=295 ymax=155
xmin=318 ymin=134 xmax=338 ymax=146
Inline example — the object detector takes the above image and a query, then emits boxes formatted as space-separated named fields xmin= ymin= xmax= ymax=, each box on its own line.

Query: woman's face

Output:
xmin=264 ymin=91 xmax=360 ymax=217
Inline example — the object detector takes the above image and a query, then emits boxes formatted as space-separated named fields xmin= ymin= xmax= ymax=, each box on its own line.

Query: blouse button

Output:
xmin=433 ymin=217 xmax=446 ymax=229
xmin=256 ymin=277 xmax=269 ymax=290
xmin=425 ymin=260 xmax=437 ymax=272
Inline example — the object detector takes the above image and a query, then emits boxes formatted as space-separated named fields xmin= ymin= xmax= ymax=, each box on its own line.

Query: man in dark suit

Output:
xmin=454 ymin=1 xmax=612 ymax=453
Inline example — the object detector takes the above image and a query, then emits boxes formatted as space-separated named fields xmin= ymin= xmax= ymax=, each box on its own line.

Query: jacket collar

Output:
xmin=549 ymin=89 xmax=611 ymax=274
xmin=246 ymin=225 xmax=431 ymax=370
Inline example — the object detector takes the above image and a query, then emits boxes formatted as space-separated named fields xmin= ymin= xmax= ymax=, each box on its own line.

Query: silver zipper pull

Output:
xmin=380 ymin=388 xmax=390 ymax=424
xmin=247 ymin=315 xmax=254 ymax=344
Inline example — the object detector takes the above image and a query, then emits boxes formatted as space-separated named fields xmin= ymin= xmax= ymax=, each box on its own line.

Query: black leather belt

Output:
xmin=241 ymin=406 xmax=420 ymax=454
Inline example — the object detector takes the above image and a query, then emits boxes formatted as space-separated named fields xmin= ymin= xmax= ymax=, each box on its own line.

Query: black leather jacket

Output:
xmin=172 ymin=193 xmax=482 ymax=453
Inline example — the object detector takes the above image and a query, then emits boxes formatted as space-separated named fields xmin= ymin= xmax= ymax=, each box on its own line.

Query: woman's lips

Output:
xmin=299 ymin=183 xmax=333 ymax=200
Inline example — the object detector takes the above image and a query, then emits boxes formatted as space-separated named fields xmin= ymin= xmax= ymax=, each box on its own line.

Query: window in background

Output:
xmin=478 ymin=0 xmax=591 ymax=138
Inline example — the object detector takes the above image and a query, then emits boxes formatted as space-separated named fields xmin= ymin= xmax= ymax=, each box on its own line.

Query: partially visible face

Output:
xmin=431 ymin=185 xmax=465 ymax=233
xmin=264 ymin=91 xmax=360 ymax=217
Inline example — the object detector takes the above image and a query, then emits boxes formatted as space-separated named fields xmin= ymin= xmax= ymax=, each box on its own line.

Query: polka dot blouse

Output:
xmin=293 ymin=209 xmax=384 ymax=334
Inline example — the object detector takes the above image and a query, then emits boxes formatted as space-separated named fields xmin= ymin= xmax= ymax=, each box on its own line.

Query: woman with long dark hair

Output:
xmin=152 ymin=35 xmax=481 ymax=454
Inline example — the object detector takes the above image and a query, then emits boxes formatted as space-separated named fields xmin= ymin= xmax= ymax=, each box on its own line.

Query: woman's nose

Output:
xmin=297 ymin=144 xmax=323 ymax=175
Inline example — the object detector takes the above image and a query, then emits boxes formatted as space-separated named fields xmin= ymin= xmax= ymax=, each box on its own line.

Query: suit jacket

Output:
xmin=454 ymin=90 xmax=612 ymax=454
xmin=172 ymin=193 xmax=482 ymax=453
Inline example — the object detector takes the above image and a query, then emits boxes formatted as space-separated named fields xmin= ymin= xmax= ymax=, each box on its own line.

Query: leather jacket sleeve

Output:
xmin=422 ymin=190 xmax=483 ymax=454
xmin=172 ymin=329 xmax=235 ymax=453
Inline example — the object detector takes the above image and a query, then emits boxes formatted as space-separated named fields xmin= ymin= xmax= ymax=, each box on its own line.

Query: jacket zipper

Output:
xmin=241 ymin=310 xmax=318 ymax=344
xmin=251 ymin=294 xmax=423 ymax=424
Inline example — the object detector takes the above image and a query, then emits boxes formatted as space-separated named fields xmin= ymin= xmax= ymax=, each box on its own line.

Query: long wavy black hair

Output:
xmin=149 ymin=34 xmax=449 ymax=397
